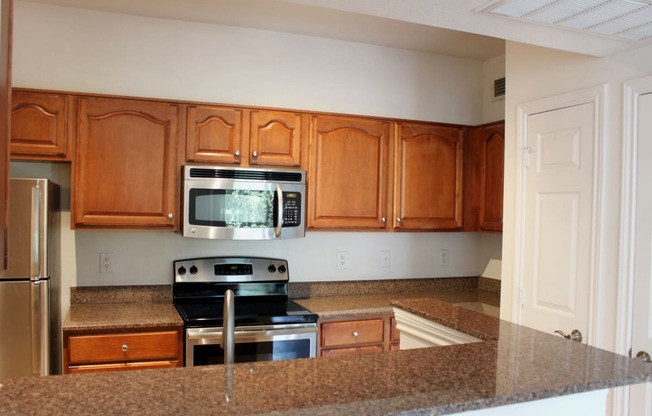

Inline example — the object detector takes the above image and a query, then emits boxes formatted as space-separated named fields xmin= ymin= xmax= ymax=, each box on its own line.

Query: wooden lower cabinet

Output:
xmin=318 ymin=315 xmax=399 ymax=357
xmin=63 ymin=327 xmax=183 ymax=374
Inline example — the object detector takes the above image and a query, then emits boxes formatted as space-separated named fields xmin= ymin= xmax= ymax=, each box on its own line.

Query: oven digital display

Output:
xmin=214 ymin=263 xmax=253 ymax=276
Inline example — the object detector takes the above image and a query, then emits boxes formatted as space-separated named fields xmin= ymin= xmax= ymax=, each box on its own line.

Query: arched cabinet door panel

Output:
xmin=308 ymin=114 xmax=390 ymax=229
xmin=10 ymin=90 xmax=74 ymax=161
xmin=74 ymin=97 xmax=180 ymax=229
xmin=393 ymin=122 xmax=464 ymax=230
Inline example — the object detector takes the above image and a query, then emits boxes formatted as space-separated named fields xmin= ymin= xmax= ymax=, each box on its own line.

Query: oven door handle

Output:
xmin=186 ymin=325 xmax=317 ymax=341
xmin=275 ymin=185 xmax=283 ymax=238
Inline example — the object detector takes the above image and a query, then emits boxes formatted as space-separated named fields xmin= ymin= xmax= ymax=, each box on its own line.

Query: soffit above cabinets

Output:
xmin=480 ymin=0 xmax=652 ymax=41
xmin=18 ymin=0 xmax=505 ymax=61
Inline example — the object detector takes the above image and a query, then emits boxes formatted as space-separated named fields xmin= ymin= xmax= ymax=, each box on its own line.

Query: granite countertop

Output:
xmin=63 ymin=285 xmax=183 ymax=331
xmin=295 ymin=289 xmax=499 ymax=320
xmin=63 ymin=302 xmax=183 ymax=331
xmin=2 ymin=302 xmax=651 ymax=415
xmin=1 ymin=283 xmax=648 ymax=415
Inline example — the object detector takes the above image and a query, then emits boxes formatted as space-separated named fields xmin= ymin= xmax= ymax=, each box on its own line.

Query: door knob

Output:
xmin=635 ymin=351 xmax=651 ymax=363
xmin=554 ymin=329 xmax=583 ymax=343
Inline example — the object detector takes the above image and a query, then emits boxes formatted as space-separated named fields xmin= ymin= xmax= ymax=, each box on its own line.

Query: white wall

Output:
xmin=11 ymin=2 xmax=502 ymax=319
xmin=501 ymin=40 xmax=652 ymax=353
xmin=13 ymin=1 xmax=486 ymax=125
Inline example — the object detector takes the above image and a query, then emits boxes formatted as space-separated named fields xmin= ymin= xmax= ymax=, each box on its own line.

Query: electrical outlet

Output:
xmin=337 ymin=251 xmax=348 ymax=269
xmin=100 ymin=252 xmax=114 ymax=273
xmin=439 ymin=249 xmax=450 ymax=267
xmin=380 ymin=250 xmax=390 ymax=267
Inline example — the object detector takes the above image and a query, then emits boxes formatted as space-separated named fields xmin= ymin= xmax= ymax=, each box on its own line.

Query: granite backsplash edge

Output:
xmin=70 ymin=276 xmax=501 ymax=304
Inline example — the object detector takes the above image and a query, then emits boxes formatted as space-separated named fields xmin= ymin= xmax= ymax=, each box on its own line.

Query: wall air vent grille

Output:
xmin=494 ymin=77 xmax=506 ymax=99
xmin=479 ymin=0 xmax=652 ymax=41
xmin=189 ymin=168 xmax=304 ymax=183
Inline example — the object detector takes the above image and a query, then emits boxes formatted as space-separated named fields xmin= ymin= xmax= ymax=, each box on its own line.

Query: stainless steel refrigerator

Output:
xmin=0 ymin=178 xmax=60 ymax=380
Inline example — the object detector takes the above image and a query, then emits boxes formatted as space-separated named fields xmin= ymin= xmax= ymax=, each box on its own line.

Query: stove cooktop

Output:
xmin=174 ymin=299 xmax=317 ymax=328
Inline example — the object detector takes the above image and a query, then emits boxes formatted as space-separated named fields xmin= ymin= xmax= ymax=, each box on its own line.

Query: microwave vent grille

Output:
xmin=189 ymin=168 xmax=304 ymax=182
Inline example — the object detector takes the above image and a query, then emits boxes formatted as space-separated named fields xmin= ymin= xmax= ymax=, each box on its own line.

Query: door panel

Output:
xmin=521 ymin=102 xmax=595 ymax=340
xmin=630 ymin=92 xmax=652 ymax=416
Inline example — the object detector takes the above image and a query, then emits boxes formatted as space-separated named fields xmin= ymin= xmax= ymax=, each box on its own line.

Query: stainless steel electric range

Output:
xmin=172 ymin=256 xmax=318 ymax=367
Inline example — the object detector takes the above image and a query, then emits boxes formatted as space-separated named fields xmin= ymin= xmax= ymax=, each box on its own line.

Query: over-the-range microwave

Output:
xmin=181 ymin=166 xmax=306 ymax=240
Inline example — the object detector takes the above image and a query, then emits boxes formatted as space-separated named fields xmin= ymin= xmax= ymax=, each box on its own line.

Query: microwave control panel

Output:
xmin=282 ymin=192 xmax=302 ymax=227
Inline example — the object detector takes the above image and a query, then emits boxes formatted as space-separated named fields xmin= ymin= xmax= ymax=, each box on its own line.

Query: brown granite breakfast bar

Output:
xmin=0 ymin=284 xmax=650 ymax=415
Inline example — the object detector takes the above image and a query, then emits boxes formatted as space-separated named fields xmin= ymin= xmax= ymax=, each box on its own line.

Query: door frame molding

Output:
xmin=512 ymin=85 xmax=607 ymax=348
xmin=615 ymin=75 xmax=652 ymax=416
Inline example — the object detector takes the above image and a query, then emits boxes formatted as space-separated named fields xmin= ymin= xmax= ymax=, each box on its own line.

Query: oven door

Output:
xmin=185 ymin=323 xmax=317 ymax=367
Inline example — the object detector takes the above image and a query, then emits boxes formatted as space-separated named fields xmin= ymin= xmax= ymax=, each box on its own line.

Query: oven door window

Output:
xmin=192 ymin=338 xmax=312 ymax=366
xmin=188 ymin=189 xmax=277 ymax=228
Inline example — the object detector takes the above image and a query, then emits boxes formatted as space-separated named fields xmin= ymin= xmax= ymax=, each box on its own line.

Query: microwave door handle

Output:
xmin=275 ymin=185 xmax=283 ymax=238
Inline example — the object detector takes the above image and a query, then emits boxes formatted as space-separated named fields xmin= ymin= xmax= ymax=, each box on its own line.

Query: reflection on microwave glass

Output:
xmin=195 ymin=190 xmax=274 ymax=227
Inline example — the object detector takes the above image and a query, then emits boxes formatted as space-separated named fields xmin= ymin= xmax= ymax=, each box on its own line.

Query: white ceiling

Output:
xmin=21 ymin=0 xmax=652 ymax=59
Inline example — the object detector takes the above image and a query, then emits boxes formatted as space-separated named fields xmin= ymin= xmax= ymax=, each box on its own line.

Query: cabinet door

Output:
xmin=249 ymin=109 xmax=302 ymax=167
xmin=394 ymin=122 xmax=463 ymax=230
xmin=10 ymin=90 xmax=73 ymax=160
xmin=186 ymin=105 xmax=244 ymax=164
xmin=74 ymin=97 xmax=179 ymax=229
xmin=308 ymin=115 xmax=390 ymax=229
xmin=478 ymin=123 xmax=504 ymax=231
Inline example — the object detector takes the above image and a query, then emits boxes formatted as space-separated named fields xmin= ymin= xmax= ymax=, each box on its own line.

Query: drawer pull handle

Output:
xmin=352 ymin=331 xmax=359 ymax=338
xmin=121 ymin=344 xmax=128 ymax=352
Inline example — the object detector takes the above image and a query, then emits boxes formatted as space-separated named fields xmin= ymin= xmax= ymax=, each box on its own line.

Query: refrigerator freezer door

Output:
xmin=0 ymin=279 xmax=50 ymax=380
xmin=0 ymin=179 xmax=50 ymax=280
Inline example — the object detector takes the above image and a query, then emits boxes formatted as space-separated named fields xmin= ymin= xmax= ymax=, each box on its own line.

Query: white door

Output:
xmin=520 ymin=102 xmax=596 ymax=341
xmin=630 ymin=91 xmax=652 ymax=416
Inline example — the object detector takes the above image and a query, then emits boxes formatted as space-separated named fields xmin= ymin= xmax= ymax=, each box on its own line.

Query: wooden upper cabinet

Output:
xmin=186 ymin=105 xmax=244 ymax=164
xmin=393 ymin=122 xmax=464 ymax=230
xmin=308 ymin=115 xmax=390 ymax=229
xmin=186 ymin=106 xmax=304 ymax=168
xmin=249 ymin=109 xmax=303 ymax=167
xmin=464 ymin=121 xmax=504 ymax=233
xmin=74 ymin=97 xmax=180 ymax=229
xmin=478 ymin=122 xmax=504 ymax=232
xmin=10 ymin=90 xmax=73 ymax=160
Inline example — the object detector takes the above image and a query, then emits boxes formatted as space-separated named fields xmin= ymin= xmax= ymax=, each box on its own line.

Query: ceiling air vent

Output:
xmin=493 ymin=77 xmax=506 ymax=101
xmin=479 ymin=0 xmax=652 ymax=41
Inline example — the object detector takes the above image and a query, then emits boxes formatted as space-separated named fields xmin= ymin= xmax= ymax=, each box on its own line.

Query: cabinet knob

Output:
xmin=396 ymin=217 xmax=403 ymax=224
xmin=234 ymin=150 xmax=241 ymax=157
xmin=352 ymin=331 xmax=360 ymax=338
xmin=167 ymin=213 xmax=174 ymax=220
xmin=252 ymin=151 xmax=258 ymax=158
xmin=121 ymin=344 xmax=128 ymax=352
xmin=381 ymin=217 xmax=386 ymax=223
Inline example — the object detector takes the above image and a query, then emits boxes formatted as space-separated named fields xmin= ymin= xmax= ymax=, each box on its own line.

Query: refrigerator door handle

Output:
xmin=30 ymin=185 xmax=41 ymax=280
xmin=30 ymin=281 xmax=42 ymax=376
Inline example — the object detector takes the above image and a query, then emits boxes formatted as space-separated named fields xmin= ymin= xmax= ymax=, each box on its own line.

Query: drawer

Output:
xmin=68 ymin=331 xmax=179 ymax=365
xmin=68 ymin=360 xmax=179 ymax=374
xmin=321 ymin=319 xmax=384 ymax=348
xmin=321 ymin=345 xmax=383 ymax=357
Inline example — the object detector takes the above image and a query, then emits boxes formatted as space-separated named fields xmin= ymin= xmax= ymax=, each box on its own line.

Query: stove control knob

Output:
xmin=267 ymin=265 xmax=277 ymax=273
xmin=178 ymin=266 xmax=187 ymax=276
xmin=189 ymin=265 xmax=198 ymax=275
xmin=278 ymin=265 xmax=287 ymax=274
